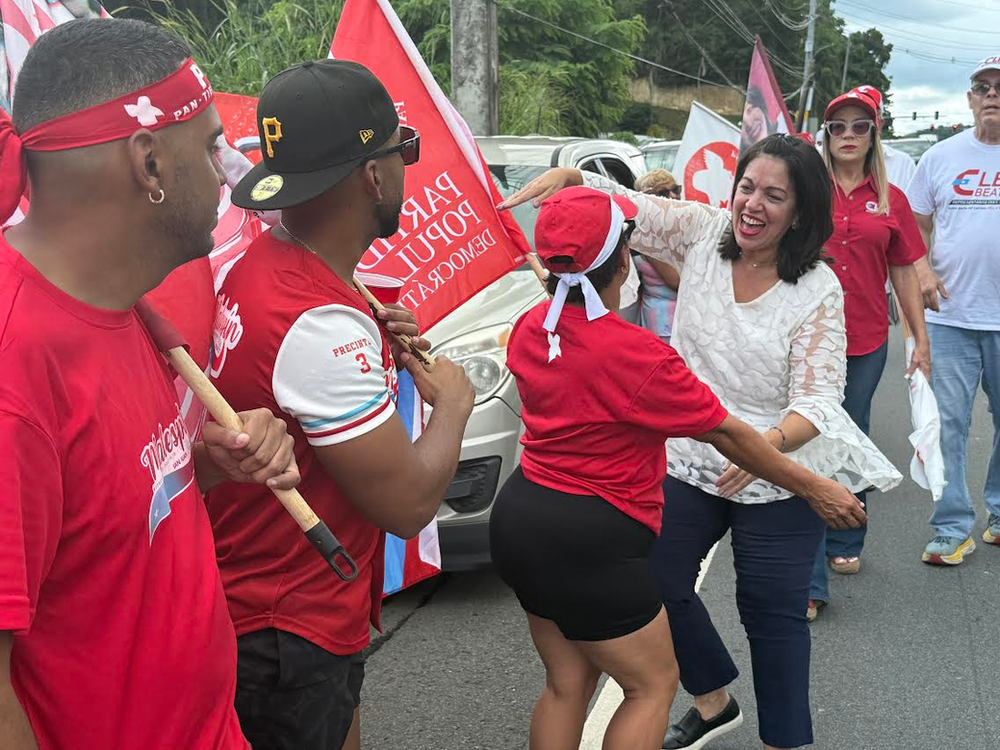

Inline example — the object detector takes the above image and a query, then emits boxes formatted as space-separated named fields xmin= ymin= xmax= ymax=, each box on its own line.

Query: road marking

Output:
xmin=578 ymin=542 xmax=720 ymax=749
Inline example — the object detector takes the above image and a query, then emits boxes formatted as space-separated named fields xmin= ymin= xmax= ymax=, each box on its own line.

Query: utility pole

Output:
xmin=840 ymin=35 xmax=852 ymax=91
xmin=450 ymin=0 xmax=499 ymax=135
xmin=796 ymin=0 xmax=818 ymax=131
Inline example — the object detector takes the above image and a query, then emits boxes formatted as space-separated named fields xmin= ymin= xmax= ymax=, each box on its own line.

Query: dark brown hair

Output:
xmin=718 ymin=134 xmax=834 ymax=283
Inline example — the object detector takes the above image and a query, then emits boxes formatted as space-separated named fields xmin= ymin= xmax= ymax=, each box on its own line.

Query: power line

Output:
xmin=840 ymin=0 xmax=1000 ymax=27
xmin=896 ymin=48 xmax=982 ymax=66
xmin=692 ymin=0 xmax=804 ymax=77
xmin=747 ymin=2 xmax=799 ymax=57
xmin=489 ymin=0 xmax=734 ymax=90
xmin=763 ymin=0 xmax=810 ymax=31
xmin=836 ymin=6 xmax=997 ymax=49
xmin=928 ymin=0 xmax=1000 ymax=11
xmin=663 ymin=5 xmax=746 ymax=91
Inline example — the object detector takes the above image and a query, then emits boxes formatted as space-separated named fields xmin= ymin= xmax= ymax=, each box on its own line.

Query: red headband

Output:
xmin=0 ymin=58 xmax=214 ymax=219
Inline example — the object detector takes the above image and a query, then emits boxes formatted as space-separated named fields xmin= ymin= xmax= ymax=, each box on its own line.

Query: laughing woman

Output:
xmin=501 ymin=134 xmax=902 ymax=750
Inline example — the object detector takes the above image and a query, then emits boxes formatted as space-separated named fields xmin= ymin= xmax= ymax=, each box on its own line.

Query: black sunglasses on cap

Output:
xmin=825 ymin=119 xmax=875 ymax=137
xmin=369 ymin=125 xmax=420 ymax=165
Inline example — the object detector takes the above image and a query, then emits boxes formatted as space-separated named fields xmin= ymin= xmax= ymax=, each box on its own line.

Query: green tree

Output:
xmin=610 ymin=0 xmax=894 ymax=130
xmin=126 ymin=0 xmax=343 ymax=95
xmin=811 ymin=13 xmax=892 ymax=119
xmin=127 ymin=0 xmax=645 ymax=137
xmin=394 ymin=0 xmax=647 ymax=136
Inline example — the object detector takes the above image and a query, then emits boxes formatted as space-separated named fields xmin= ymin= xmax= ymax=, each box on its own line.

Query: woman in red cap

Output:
xmin=808 ymin=85 xmax=930 ymax=614
xmin=500 ymin=135 xmax=902 ymax=750
xmin=490 ymin=183 xmax=867 ymax=750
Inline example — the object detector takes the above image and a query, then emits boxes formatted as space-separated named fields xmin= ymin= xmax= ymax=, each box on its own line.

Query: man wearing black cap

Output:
xmin=206 ymin=59 xmax=474 ymax=749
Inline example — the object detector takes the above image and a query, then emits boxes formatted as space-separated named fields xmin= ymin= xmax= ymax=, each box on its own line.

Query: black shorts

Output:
xmin=489 ymin=466 xmax=662 ymax=642
xmin=235 ymin=628 xmax=365 ymax=750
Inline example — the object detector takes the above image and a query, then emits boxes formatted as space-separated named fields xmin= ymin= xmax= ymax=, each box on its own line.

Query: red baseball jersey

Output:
xmin=208 ymin=231 xmax=396 ymax=656
xmin=508 ymin=302 xmax=728 ymax=532
xmin=0 ymin=236 xmax=246 ymax=749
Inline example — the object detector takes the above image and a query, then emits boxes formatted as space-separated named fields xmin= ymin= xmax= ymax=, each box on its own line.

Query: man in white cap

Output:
xmin=906 ymin=56 xmax=1000 ymax=565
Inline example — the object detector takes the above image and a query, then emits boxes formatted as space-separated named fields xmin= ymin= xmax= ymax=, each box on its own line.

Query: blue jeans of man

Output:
xmin=925 ymin=323 xmax=1000 ymax=538
xmin=809 ymin=341 xmax=887 ymax=603
xmin=651 ymin=477 xmax=824 ymax=749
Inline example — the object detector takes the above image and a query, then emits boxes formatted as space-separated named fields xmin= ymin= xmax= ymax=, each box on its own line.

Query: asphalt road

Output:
xmin=361 ymin=327 xmax=999 ymax=750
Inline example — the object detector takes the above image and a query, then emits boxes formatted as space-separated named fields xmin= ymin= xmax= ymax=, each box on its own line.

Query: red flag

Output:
xmin=740 ymin=36 xmax=797 ymax=155
xmin=331 ymin=0 xmax=529 ymax=329
xmin=214 ymin=92 xmax=263 ymax=165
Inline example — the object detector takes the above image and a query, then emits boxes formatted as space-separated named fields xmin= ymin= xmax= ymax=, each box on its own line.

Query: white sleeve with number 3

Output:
xmin=273 ymin=304 xmax=395 ymax=447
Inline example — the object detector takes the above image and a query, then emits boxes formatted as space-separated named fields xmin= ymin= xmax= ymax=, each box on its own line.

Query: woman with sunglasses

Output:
xmin=634 ymin=169 xmax=681 ymax=344
xmin=491 ymin=183 xmax=872 ymax=750
xmin=807 ymin=86 xmax=931 ymax=618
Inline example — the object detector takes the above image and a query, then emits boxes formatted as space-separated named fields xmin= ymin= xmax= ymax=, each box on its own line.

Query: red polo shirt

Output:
xmin=825 ymin=178 xmax=926 ymax=356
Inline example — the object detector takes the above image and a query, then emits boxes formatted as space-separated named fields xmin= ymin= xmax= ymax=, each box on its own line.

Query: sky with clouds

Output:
xmin=834 ymin=0 xmax=1000 ymax=135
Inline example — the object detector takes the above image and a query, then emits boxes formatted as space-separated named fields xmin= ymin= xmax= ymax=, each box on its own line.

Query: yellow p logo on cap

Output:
xmin=262 ymin=117 xmax=283 ymax=158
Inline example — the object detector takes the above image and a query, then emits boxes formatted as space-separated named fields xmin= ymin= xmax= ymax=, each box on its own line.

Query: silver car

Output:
xmin=429 ymin=136 xmax=648 ymax=569
xmin=640 ymin=139 xmax=682 ymax=173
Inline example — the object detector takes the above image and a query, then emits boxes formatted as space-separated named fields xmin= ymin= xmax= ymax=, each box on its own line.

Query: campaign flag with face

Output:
xmin=330 ymin=0 xmax=530 ymax=330
xmin=740 ymin=36 xmax=796 ymax=156
xmin=674 ymin=101 xmax=741 ymax=208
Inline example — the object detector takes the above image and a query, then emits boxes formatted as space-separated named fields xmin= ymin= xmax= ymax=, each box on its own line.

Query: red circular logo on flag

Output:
xmin=683 ymin=141 xmax=740 ymax=208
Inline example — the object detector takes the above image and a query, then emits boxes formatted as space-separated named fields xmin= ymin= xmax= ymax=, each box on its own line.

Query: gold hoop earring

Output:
xmin=149 ymin=189 xmax=165 ymax=205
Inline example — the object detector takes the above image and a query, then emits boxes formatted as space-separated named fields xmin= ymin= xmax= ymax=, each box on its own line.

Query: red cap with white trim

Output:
xmin=825 ymin=86 xmax=883 ymax=127
xmin=534 ymin=186 xmax=638 ymax=333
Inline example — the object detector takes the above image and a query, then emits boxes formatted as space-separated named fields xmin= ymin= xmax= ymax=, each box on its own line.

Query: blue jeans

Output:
xmin=925 ymin=323 xmax=1000 ymax=538
xmin=651 ymin=477 xmax=824 ymax=749
xmin=809 ymin=341 xmax=887 ymax=602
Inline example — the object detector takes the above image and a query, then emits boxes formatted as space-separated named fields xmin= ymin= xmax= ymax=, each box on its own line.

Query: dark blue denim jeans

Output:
xmin=651 ymin=477 xmax=824 ymax=748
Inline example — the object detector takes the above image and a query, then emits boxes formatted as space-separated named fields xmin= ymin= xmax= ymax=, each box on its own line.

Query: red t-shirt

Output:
xmin=508 ymin=302 xmax=728 ymax=533
xmin=208 ymin=231 xmax=395 ymax=656
xmin=0 ymin=237 xmax=246 ymax=749
xmin=825 ymin=178 xmax=926 ymax=356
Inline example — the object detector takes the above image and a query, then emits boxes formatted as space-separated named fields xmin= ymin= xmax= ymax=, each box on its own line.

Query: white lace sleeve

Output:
xmin=581 ymin=172 xmax=728 ymax=271
xmin=784 ymin=287 xmax=848 ymax=428
xmin=781 ymin=283 xmax=903 ymax=493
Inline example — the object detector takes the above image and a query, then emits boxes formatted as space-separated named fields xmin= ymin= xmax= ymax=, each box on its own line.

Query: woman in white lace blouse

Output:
xmin=501 ymin=135 xmax=901 ymax=750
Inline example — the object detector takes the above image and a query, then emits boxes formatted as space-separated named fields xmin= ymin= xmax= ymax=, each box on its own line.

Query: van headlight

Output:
xmin=434 ymin=324 xmax=513 ymax=404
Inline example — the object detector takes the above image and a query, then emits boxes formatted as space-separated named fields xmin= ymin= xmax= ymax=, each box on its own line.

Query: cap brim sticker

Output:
xmin=250 ymin=174 xmax=283 ymax=202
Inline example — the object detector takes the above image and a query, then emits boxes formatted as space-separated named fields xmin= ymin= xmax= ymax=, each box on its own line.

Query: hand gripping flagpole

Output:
xmin=136 ymin=299 xmax=359 ymax=582
xmin=353 ymin=278 xmax=437 ymax=368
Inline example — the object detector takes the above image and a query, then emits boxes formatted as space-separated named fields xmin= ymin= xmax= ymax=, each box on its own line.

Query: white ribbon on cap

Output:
xmin=542 ymin=198 xmax=626 ymax=333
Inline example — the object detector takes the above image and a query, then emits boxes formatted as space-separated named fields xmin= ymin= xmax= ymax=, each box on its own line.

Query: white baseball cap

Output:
xmin=971 ymin=56 xmax=1000 ymax=80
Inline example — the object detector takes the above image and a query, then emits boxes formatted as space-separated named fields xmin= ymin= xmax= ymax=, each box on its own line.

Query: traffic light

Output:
xmin=913 ymin=111 xmax=917 ymax=120
xmin=935 ymin=111 xmax=939 ymax=120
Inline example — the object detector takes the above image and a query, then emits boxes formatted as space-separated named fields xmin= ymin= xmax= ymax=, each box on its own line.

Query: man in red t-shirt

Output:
xmin=0 ymin=20 xmax=299 ymax=749
xmin=210 ymin=60 xmax=474 ymax=750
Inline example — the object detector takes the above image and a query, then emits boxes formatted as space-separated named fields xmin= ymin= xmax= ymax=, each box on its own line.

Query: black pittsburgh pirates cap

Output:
xmin=232 ymin=59 xmax=399 ymax=210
